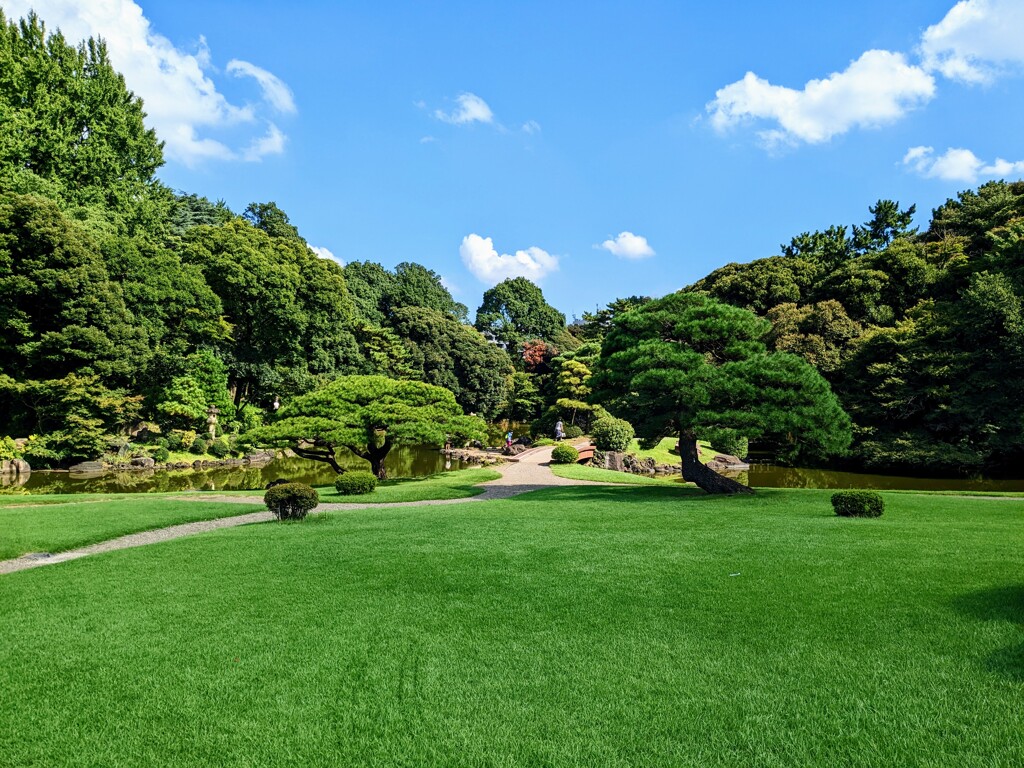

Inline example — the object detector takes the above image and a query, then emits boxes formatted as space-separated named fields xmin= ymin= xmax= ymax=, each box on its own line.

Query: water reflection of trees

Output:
xmin=9 ymin=446 xmax=468 ymax=495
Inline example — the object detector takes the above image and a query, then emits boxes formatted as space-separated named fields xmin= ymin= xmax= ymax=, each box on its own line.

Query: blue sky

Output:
xmin=6 ymin=0 xmax=1024 ymax=318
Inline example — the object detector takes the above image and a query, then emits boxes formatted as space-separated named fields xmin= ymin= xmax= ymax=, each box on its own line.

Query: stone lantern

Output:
xmin=207 ymin=405 xmax=220 ymax=439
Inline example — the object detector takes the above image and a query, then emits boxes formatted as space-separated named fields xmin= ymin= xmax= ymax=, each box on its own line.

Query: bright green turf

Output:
xmin=318 ymin=468 xmax=501 ymax=503
xmin=550 ymin=462 xmax=680 ymax=485
xmin=0 ymin=498 xmax=262 ymax=559
xmin=1 ymin=487 xmax=1022 ymax=766
xmin=627 ymin=437 xmax=716 ymax=465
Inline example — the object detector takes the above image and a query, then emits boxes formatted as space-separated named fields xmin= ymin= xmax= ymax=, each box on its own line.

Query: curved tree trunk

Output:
xmin=354 ymin=438 xmax=392 ymax=480
xmin=679 ymin=430 xmax=754 ymax=495
xmin=293 ymin=442 xmax=346 ymax=474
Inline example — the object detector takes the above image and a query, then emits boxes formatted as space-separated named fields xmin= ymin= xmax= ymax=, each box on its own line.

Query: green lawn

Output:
xmin=627 ymin=437 xmax=717 ymax=465
xmin=1 ymin=487 xmax=1022 ymax=765
xmin=0 ymin=497 xmax=263 ymax=560
xmin=318 ymin=467 xmax=501 ymax=503
xmin=550 ymin=462 xmax=682 ymax=485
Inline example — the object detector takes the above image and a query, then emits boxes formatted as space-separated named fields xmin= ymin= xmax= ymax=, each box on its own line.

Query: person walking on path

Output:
xmin=554 ymin=419 xmax=564 ymax=441
xmin=505 ymin=430 xmax=514 ymax=448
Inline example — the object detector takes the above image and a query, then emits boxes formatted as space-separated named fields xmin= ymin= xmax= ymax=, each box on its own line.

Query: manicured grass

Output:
xmin=627 ymin=437 xmax=717 ymax=465
xmin=319 ymin=468 xmax=501 ymax=503
xmin=550 ymin=462 xmax=682 ymax=485
xmin=1 ymin=487 xmax=1022 ymax=765
xmin=0 ymin=498 xmax=263 ymax=560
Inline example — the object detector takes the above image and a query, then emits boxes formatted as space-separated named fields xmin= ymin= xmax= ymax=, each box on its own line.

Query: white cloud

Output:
xmin=242 ymin=123 xmax=286 ymax=162
xmin=597 ymin=231 xmax=655 ymax=259
xmin=708 ymin=50 xmax=935 ymax=146
xmin=920 ymin=0 xmax=1024 ymax=84
xmin=226 ymin=59 xmax=296 ymax=113
xmin=522 ymin=120 xmax=541 ymax=134
xmin=419 ymin=135 xmax=437 ymax=144
xmin=309 ymin=245 xmax=344 ymax=265
xmin=434 ymin=93 xmax=494 ymax=125
xmin=460 ymin=234 xmax=559 ymax=285
xmin=902 ymin=145 xmax=1024 ymax=182
xmin=3 ymin=0 xmax=294 ymax=166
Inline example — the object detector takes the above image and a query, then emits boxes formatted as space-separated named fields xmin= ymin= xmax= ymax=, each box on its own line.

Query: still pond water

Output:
xmin=3 ymin=446 xmax=1023 ymax=495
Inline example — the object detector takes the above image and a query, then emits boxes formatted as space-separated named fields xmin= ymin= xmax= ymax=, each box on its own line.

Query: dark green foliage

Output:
xmin=475 ymin=277 xmax=567 ymax=352
xmin=243 ymin=201 xmax=301 ymax=240
xmin=591 ymin=293 xmax=851 ymax=480
xmin=188 ymin=437 xmax=208 ymax=455
xmin=334 ymin=471 xmax=378 ymax=495
xmin=573 ymin=296 xmax=651 ymax=341
xmin=591 ymin=417 xmax=634 ymax=452
xmin=550 ymin=444 xmax=579 ymax=464
xmin=831 ymin=491 xmax=884 ymax=518
xmin=207 ymin=440 xmax=230 ymax=459
xmin=152 ymin=446 xmax=169 ymax=463
xmin=263 ymin=482 xmax=319 ymax=520
xmin=563 ymin=425 xmax=584 ymax=439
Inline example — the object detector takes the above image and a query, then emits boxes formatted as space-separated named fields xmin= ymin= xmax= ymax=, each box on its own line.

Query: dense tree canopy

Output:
xmin=252 ymin=376 xmax=486 ymax=478
xmin=591 ymin=293 xmax=851 ymax=493
xmin=475 ymin=277 xmax=568 ymax=353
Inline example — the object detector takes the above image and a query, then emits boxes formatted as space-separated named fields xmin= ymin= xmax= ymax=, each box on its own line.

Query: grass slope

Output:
xmin=1 ymin=487 xmax=1022 ymax=766
xmin=627 ymin=437 xmax=717 ymax=466
xmin=320 ymin=468 xmax=501 ymax=503
xmin=550 ymin=463 xmax=680 ymax=485
xmin=0 ymin=498 xmax=262 ymax=560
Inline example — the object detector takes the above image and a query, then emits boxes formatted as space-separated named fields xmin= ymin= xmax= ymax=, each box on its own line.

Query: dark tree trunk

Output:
xmin=293 ymin=442 xmax=346 ymax=474
xmin=354 ymin=438 xmax=392 ymax=480
xmin=679 ymin=430 xmax=754 ymax=495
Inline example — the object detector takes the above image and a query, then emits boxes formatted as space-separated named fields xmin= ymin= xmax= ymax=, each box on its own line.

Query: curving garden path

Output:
xmin=0 ymin=445 xmax=608 ymax=575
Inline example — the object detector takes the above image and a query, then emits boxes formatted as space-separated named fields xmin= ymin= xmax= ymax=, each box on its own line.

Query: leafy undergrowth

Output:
xmin=0 ymin=498 xmax=263 ymax=560
xmin=1 ymin=487 xmax=1022 ymax=765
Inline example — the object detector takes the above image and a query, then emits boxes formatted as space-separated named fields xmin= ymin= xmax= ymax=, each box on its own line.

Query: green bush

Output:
xmin=550 ymin=444 xmax=580 ymax=464
xmin=0 ymin=436 xmax=19 ymax=461
xmin=165 ymin=432 xmax=184 ymax=451
xmin=831 ymin=491 xmax=884 ymax=518
xmin=208 ymin=439 xmax=230 ymax=458
xmin=705 ymin=428 xmax=749 ymax=460
xmin=152 ymin=446 xmax=169 ymax=463
xmin=591 ymin=416 xmax=635 ymax=452
xmin=334 ymin=471 xmax=378 ymax=495
xmin=532 ymin=437 xmax=555 ymax=446
xmin=563 ymin=425 xmax=584 ymax=439
xmin=264 ymin=483 xmax=320 ymax=520
xmin=188 ymin=436 xmax=208 ymax=455
xmin=156 ymin=437 xmax=170 ymax=450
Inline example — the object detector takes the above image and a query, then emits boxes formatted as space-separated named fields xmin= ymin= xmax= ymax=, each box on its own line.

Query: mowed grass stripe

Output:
xmin=1 ymin=487 xmax=1022 ymax=766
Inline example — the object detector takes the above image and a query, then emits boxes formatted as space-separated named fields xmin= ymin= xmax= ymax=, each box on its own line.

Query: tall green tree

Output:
xmin=591 ymin=293 xmax=851 ymax=494
xmin=475 ymin=277 xmax=567 ymax=353
xmin=252 ymin=376 xmax=486 ymax=478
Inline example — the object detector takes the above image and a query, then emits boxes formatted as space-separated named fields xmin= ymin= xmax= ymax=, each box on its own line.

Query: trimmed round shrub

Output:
xmin=334 ymin=471 xmax=378 ymax=496
xmin=550 ymin=444 xmax=580 ymax=464
xmin=831 ymin=491 xmax=884 ymax=518
xmin=208 ymin=439 xmax=230 ymax=458
xmin=563 ymin=425 xmax=584 ymax=439
xmin=152 ymin=446 xmax=169 ymax=463
xmin=264 ymin=482 xmax=320 ymax=520
xmin=591 ymin=416 xmax=635 ymax=452
xmin=189 ymin=436 xmax=208 ymax=455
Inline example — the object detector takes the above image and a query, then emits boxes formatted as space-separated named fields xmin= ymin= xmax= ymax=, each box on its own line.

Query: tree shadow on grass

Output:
xmin=952 ymin=584 xmax=1024 ymax=681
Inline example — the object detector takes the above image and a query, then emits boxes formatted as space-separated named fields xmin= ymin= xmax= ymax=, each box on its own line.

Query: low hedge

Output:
xmin=831 ymin=491 xmax=884 ymax=518
xmin=550 ymin=444 xmax=580 ymax=464
xmin=264 ymin=482 xmax=320 ymax=520
xmin=334 ymin=471 xmax=378 ymax=496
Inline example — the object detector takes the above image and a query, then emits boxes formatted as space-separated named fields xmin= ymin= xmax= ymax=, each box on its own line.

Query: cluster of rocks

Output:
xmin=595 ymin=451 xmax=682 ymax=476
xmin=444 ymin=448 xmax=505 ymax=467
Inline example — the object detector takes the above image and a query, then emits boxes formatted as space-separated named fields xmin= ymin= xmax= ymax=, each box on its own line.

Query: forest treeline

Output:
xmin=1 ymin=11 xmax=1021 ymax=475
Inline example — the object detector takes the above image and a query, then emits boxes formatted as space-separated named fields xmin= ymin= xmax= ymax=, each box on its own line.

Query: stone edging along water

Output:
xmin=0 ymin=444 xmax=610 ymax=576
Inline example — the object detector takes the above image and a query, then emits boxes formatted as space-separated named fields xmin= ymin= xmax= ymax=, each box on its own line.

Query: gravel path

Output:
xmin=1 ymin=445 xmax=607 ymax=575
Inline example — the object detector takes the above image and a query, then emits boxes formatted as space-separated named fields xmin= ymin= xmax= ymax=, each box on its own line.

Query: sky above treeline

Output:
xmin=5 ymin=0 xmax=1024 ymax=318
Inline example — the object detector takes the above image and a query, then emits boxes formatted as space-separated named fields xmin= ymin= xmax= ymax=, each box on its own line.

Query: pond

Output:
xmin=734 ymin=464 xmax=1024 ymax=493
xmin=3 ymin=446 xmax=468 ymax=495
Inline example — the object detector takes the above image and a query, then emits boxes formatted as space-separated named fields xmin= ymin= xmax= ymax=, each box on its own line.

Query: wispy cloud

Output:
xmin=597 ymin=232 xmax=655 ymax=259
xmin=460 ymin=234 xmax=559 ymax=285
xmin=4 ymin=0 xmax=295 ymax=166
xmin=309 ymin=245 xmax=344 ymax=265
xmin=434 ymin=93 xmax=494 ymax=125
xmin=903 ymin=145 xmax=1024 ymax=182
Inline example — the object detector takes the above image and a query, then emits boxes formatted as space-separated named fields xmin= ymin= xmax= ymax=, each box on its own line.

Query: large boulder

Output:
xmin=69 ymin=460 xmax=105 ymax=473
xmin=130 ymin=456 xmax=155 ymax=469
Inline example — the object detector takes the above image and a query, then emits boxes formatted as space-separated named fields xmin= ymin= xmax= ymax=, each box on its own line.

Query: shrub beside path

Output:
xmin=0 ymin=445 xmax=605 ymax=575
